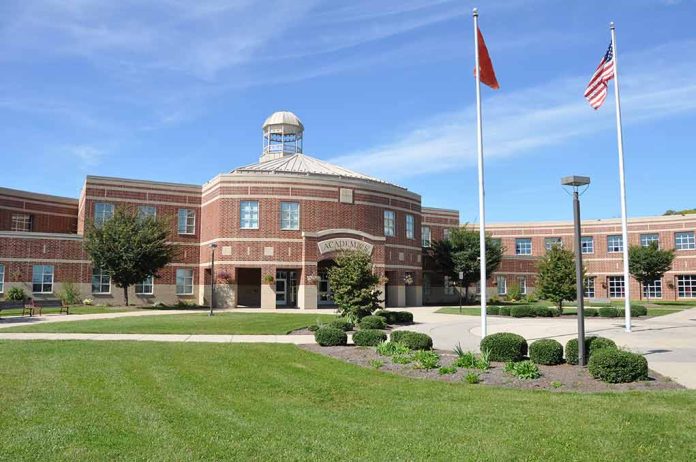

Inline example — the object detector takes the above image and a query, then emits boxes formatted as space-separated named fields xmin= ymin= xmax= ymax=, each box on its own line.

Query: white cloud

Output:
xmin=64 ymin=144 xmax=104 ymax=169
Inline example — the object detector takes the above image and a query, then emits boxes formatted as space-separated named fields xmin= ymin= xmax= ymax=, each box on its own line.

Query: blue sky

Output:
xmin=1 ymin=0 xmax=694 ymax=223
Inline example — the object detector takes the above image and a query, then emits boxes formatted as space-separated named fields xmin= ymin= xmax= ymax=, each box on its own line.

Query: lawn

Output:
xmin=436 ymin=305 xmax=691 ymax=317
xmin=0 ymin=305 xmax=139 ymax=318
xmin=0 ymin=341 xmax=694 ymax=461
xmin=0 ymin=312 xmax=337 ymax=335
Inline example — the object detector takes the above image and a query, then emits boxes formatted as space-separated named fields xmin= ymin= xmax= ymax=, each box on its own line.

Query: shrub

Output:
xmin=505 ymin=360 xmax=541 ymax=379
xmin=374 ymin=309 xmax=396 ymax=324
xmin=584 ymin=308 xmax=598 ymax=317
xmin=83 ymin=298 xmax=94 ymax=306
xmin=58 ymin=281 xmax=81 ymax=305
xmin=394 ymin=311 xmax=414 ymax=324
xmin=507 ymin=283 xmax=522 ymax=302
xmin=392 ymin=353 xmax=414 ymax=364
xmin=376 ymin=341 xmax=410 ymax=357
xmin=6 ymin=287 xmax=26 ymax=301
xmin=631 ymin=304 xmax=648 ymax=317
xmin=314 ymin=327 xmax=347 ymax=346
xmin=510 ymin=306 xmax=535 ymax=318
xmin=498 ymin=307 xmax=511 ymax=316
xmin=529 ymin=339 xmax=564 ymax=365
xmin=359 ymin=315 xmax=387 ymax=330
xmin=328 ymin=318 xmax=354 ymax=331
xmin=369 ymin=359 xmax=384 ymax=369
xmin=453 ymin=351 xmax=477 ymax=368
xmin=307 ymin=324 xmax=320 ymax=332
xmin=464 ymin=372 xmax=480 ymax=384
xmin=438 ymin=365 xmax=457 ymax=375
xmin=599 ymin=307 xmax=619 ymax=318
xmin=353 ymin=329 xmax=387 ymax=346
xmin=390 ymin=331 xmax=433 ymax=350
xmin=487 ymin=306 xmax=500 ymax=315
xmin=588 ymin=349 xmax=648 ymax=383
xmin=565 ymin=336 xmax=618 ymax=365
xmin=414 ymin=350 xmax=440 ymax=369
xmin=480 ymin=332 xmax=528 ymax=362
xmin=533 ymin=306 xmax=554 ymax=317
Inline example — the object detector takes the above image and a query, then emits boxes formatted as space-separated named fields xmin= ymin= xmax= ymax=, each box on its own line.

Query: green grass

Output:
xmin=1 ymin=312 xmax=336 ymax=335
xmin=0 ymin=341 xmax=694 ymax=461
xmin=436 ymin=305 xmax=688 ymax=318
xmin=0 ymin=305 xmax=140 ymax=317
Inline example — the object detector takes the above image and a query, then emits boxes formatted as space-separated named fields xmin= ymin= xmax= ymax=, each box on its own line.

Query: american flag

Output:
xmin=584 ymin=43 xmax=615 ymax=110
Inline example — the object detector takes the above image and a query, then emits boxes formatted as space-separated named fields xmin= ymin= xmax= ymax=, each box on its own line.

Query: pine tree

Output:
xmin=327 ymin=250 xmax=382 ymax=321
xmin=535 ymin=246 xmax=578 ymax=314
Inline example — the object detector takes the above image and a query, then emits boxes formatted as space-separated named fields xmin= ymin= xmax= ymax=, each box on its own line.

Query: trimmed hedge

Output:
xmin=584 ymin=308 xmax=599 ymax=317
xmin=353 ymin=329 xmax=387 ymax=346
xmin=390 ymin=330 xmax=433 ymax=350
xmin=598 ymin=307 xmax=619 ymax=318
xmin=510 ymin=306 xmax=535 ymax=318
xmin=374 ymin=310 xmax=413 ymax=325
xmin=487 ymin=306 xmax=500 ymax=315
xmin=359 ymin=315 xmax=387 ymax=330
xmin=529 ymin=339 xmax=564 ymax=365
xmin=565 ymin=336 xmax=618 ymax=365
xmin=631 ymin=304 xmax=648 ymax=317
xmin=499 ymin=307 xmax=511 ymax=316
xmin=588 ymin=349 xmax=648 ymax=383
xmin=480 ymin=332 xmax=528 ymax=362
xmin=328 ymin=318 xmax=354 ymax=332
xmin=374 ymin=310 xmax=396 ymax=324
xmin=314 ymin=327 xmax=347 ymax=346
xmin=533 ymin=306 xmax=554 ymax=317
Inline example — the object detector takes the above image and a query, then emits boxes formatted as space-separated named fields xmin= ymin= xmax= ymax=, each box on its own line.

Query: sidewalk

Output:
xmin=0 ymin=332 xmax=316 ymax=344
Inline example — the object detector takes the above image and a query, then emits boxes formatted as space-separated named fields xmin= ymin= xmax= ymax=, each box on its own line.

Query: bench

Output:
xmin=29 ymin=299 xmax=68 ymax=316
xmin=0 ymin=300 xmax=32 ymax=318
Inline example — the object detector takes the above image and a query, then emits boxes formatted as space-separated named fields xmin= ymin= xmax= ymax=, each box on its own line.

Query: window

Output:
xmin=496 ymin=276 xmax=507 ymax=295
xmin=137 ymin=205 xmax=157 ymax=220
xmin=544 ymin=237 xmax=563 ymax=251
xmin=384 ymin=210 xmax=395 ymax=237
xmin=581 ymin=236 xmax=594 ymax=254
xmin=443 ymin=228 xmax=450 ymax=241
xmin=0 ymin=264 xmax=4 ymax=293
xmin=675 ymin=232 xmax=695 ymax=250
xmin=643 ymin=279 xmax=662 ymax=299
xmin=91 ymin=269 xmax=111 ymax=294
xmin=176 ymin=269 xmax=194 ymax=295
xmin=32 ymin=265 xmax=54 ymax=293
xmin=280 ymin=202 xmax=299 ymax=230
xmin=677 ymin=275 xmax=696 ymax=298
xmin=178 ymin=208 xmax=196 ymax=234
xmin=421 ymin=226 xmax=431 ymax=247
xmin=515 ymin=238 xmax=532 ymax=255
xmin=94 ymin=203 xmax=114 ymax=228
xmin=405 ymin=214 xmax=414 ymax=239
xmin=640 ymin=233 xmax=659 ymax=247
xmin=11 ymin=213 xmax=32 ymax=232
xmin=584 ymin=277 xmax=595 ymax=298
xmin=608 ymin=276 xmax=625 ymax=298
xmin=423 ymin=274 xmax=431 ymax=297
xmin=517 ymin=276 xmax=527 ymax=295
xmin=607 ymin=235 xmax=623 ymax=253
xmin=136 ymin=276 xmax=154 ymax=295
xmin=443 ymin=276 xmax=455 ymax=295
xmin=240 ymin=201 xmax=259 ymax=229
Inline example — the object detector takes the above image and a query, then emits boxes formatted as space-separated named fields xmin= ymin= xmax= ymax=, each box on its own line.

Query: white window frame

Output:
xmin=384 ymin=210 xmax=395 ymax=237
xmin=136 ymin=276 xmax=154 ymax=295
xmin=0 ymin=263 xmax=4 ymax=294
xmin=240 ymin=201 xmax=259 ymax=230
xmin=176 ymin=269 xmax=194 ymax=295
xmin=640 ymin=233 xmax=659 ymax=248
xmin=675 ymin=232 xmax=695 ymax=251
xmin=405 ymin=214 xmax=414 ymax=239
xmin=496 ymin=276 xmax=507 ymax=296
xmin=443 ymin=228 xmax=450 ymax=241
xmin=642 ymin=279 xmax=662 ymax=299
xmin=517 ymin=276 xmax=527 ymax=295
xmin=608 ymin=276 xmax=625 ymax=298
xmin=32 ymin=265 xmax=54 ymax=294
xmin=94 ymin=203 xmax=114 ymax=228
xmin=544 ymin=237 xmax=563 ymax=252
xmin=607 ymin=235 xmax=623 ymax=253
xmin=138 ymin=205 xmax=157 ymax=220
xmin=584 ymin=276 xmax=595 ymax=298
xmin=11 ymin=213 xmax=32 ymax=232
xmin=421 ymin=226 xmax=431 ymax=248
xmin=581 ymin=236 xmax=594 ymax=254
xmin=178 ymin=208 xmax=196 ymax=235
xmin=515 ymin=238 xmax=532 ymax=256
xmin=676 ymin=275 xmax=696 ymax=298
xmin=91 ymin=268 xmax=111 ymax=294
xmin=280 ymin=202 xmax=299 ymax=230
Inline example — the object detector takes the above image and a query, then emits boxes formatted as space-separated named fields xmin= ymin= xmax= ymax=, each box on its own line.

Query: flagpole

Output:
xmin=473 ymin=8 xmax=487 ymax=338
xmin=610 ymin=21 xmax=631 ymax=333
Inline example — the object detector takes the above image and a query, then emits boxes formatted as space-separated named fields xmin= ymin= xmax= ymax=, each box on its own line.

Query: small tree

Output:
xmin=84 ymin=207 xmax=176 ymax=306
xmin=327 ymin=250 xmax=382 ymax=321
xmin=629 ymin=242 xmax=675 ymax=300
xmin=535 ymin=246 xmax=578 ymax=314
xmin=58 ymin=281 xmax=81 ymax=305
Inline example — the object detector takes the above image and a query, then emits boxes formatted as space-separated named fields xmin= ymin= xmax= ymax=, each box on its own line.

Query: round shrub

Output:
xmin=353 ymin=329 xmax=387 ymax=346
xmin=510 ymin=306 xmax=535 ymax=318
xmin=394 ymin=311 xmax=414 ymax=324
xmin=359 ymin=315 xmax=387 ymax=330
xmin=599 ymin=307 xmax=619 ymax=318
xmin=631 ymin=304 xmax=647 ymax=317
xmin=390 ymin=330 xmax=433 ymax=350
xmin=529 ymin=339 xmax=564 ymax=365
xmin=565 ymin=336 xmax=617 ymax=365
xmin=588 ymin=349 xmax=648 ymax=383
xmin=307 ymin=324 xmax=320 ymax=332
xmin=314 ymin=327 xmax=347 ymax=346
xmin=328 ymin=318 xmax=354 ymax=331
xmin=533 ymin=306 xmax=554 ymax=317
xmin=480 ymin=332 xmax=528 ymax=362
xmin=499 ymin=307 xmax=511 ymax=316
xmin=584 ymin=308 xmax=598 ymax=317
xmin=374 ymin=309 xmax=397 ymax=324
xmin=487 ymin=306 xmax=500 ymax=315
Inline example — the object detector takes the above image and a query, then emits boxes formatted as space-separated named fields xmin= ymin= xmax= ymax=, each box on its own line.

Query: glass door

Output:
xmin=276 ymin=270 xmax=287 ymax=306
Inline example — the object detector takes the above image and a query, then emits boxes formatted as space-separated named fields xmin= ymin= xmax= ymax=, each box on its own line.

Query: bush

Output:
xmin=584 ymin=308 xmax=598 ymax=317
xmin=533 ymin=306 xmax=554 ymax=317
xmin=374 ymin=309 xmax=396 ymax=324
xmin=359 ymin=315 xmax=387 ymax=330
xmin=390 ymin=331 xmax=433 ymax=350
xmin=353 ymin=329 xmax=387 ymax=346
xmin=499 ymin=307 xmax=511 ymax=316
xmin=487 ymin=306 xmax=500 ymax=315
xmin=6 ymin=287 xmax=26 ymax=301
xmin=394 ymin=311 xmax=414 ymax=324
xmin=464 ymin=372 xmax=481 ymax=384
xmin=480 ymin=332 xmax=528 ymax=362
xmin=529 ymin=339 xmax=564 ymax=365
xmin=414 ymin=350 xmax=440 ymax=369
xmin=588 ymin=349 xmax=648 ymax=383
xmin=510 ymin=306 xmax=535 ymax=318
xmin=504 ymin=360 xmax=541 ymax=379
xmin=439 ymin=365 xmax=457 ymax=375
xmin=376 ymin=341 xmax=410 ymax=357
xmin=599 ymin=307 xmax=619 ymax=318
xmin=507 ymin=284 xmax=522 ymax=302
xmin=314 ymin=327 xmax=347 ymax=346
xmin=307 ymin=324 xmax=320 ymax=332
xmin=328 ymin=318 xmax=354 ymax=331
xmin=565 ymin=336 xmax=618 ymax=365
xmin=631 ymin=304 xmax=648 ymax=317
xmin=58 ymin=281 xmax=81 ymax=305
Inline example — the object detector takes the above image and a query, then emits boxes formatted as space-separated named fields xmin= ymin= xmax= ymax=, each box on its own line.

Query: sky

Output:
xmin=1 ymin=0 xmax=694 ymax=223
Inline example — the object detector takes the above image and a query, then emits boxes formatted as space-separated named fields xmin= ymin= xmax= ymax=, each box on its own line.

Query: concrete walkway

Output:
xmin=0 ymin=332 xmax=316 ymax=344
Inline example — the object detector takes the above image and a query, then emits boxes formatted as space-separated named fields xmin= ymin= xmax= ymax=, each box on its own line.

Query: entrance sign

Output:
xmin=318 ymin=238 xmax=373 ymax=255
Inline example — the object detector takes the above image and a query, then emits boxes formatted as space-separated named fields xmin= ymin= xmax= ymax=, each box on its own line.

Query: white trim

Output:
xmin=85 ymin=196 xmax=199 ymax=208
xmin=0 ymin=231 xmax=83 ymax=241
xmin=355 ymin=201 xmax=417 ymax=215
xmin=202 ymin=194 xmax=337 ymax=208
xmin=0 ymin=205 xmax=76 ymax=219
xmin=302 ymin=228 xmax=386 ymax=241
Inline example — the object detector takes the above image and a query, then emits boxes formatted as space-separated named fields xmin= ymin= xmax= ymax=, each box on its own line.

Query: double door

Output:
xmin=276 ymin=270 xmax=298 ymax=307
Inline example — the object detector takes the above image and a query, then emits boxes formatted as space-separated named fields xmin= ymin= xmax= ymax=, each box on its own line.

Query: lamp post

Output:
xmin=209 ymin=243 xmax=217 ymax=316
xmin=561 ymin=175 xmax=590 ymax=366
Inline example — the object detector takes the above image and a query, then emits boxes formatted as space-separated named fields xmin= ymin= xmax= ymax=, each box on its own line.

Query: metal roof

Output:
xmin=262 ymin=111 xmax=303 ymax=130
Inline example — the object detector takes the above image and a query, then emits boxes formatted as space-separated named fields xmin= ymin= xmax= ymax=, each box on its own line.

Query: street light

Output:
xmin=561 ymin=175 xmax=590 ymax=366
xmin=209 ymin=243 xmax=218 ymax=316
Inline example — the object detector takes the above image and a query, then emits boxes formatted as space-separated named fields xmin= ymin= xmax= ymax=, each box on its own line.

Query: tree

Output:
xmin=629 ymin=242 xmax=675 ymax=300
xmin=535 ymin=246 xmax=578 ymax=314
xmin=428 ymin=226 xmax=504 ymax=300
xmin=327 ymin=250 xmax=382 ymax=321
xmin=84 ymin=207 xmax=176 ymax=306
xmin=664 ymin=208 xmax=696 ymax=215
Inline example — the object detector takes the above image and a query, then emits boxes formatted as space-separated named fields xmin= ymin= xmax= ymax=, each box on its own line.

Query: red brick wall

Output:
xmin=0 ymin=188 xmax=78 ymax=234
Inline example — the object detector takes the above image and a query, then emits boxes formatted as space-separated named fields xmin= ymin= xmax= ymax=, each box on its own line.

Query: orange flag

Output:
xmin=475 ymin=27 xmax=499 ymax=89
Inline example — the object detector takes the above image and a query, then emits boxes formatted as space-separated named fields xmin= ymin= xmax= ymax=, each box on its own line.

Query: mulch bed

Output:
xmin=299 ymin=344 xmax=684 ymax=393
